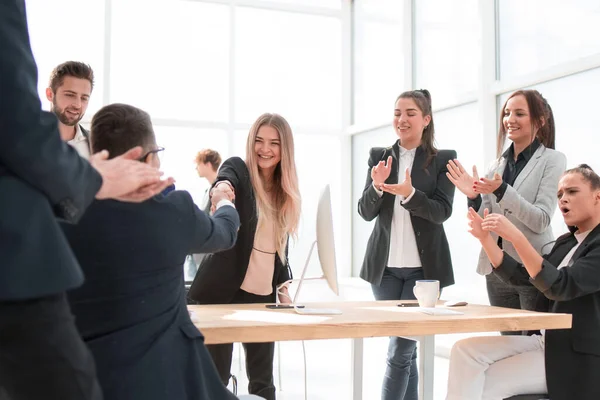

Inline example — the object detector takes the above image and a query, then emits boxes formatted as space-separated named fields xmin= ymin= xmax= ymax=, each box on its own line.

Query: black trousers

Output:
xmin=207 ymin=289 xmax=276 ymax=400
xmin=0 ymin=293 xmax=102 ymax=400
xmin=486 ymin=273 xmax=539 ymax=335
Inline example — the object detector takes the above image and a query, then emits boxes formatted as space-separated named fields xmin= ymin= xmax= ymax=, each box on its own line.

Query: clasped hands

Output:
xmin=209 ymin=181 xmax=235 ymax=213
xmin=446 ymin=159 xmax=503 ymax=198
xmin=371 ymin=156 xmax=414 ymax=197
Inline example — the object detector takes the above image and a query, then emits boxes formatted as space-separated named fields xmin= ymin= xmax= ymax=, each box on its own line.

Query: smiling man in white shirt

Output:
xmin=46 ymin=61 xmax=94 ymax=159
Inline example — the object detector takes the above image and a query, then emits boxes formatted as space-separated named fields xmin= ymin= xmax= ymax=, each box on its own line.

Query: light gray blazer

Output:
xmin=476 ymin=144 xmax=567 ymax=275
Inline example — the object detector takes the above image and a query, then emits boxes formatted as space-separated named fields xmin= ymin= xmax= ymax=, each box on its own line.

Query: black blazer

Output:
xmin=358 ymin=142 xmax=456 ymax=288
xmin=0 ymin=0 xmax=102 ymax=301
xmin=189 ymin=157 xmax=292 ymax=304
xmin=494 ymin=224 xmax=600 ymax=400
xmin=61 ymin=191 xmax=240 ymax=400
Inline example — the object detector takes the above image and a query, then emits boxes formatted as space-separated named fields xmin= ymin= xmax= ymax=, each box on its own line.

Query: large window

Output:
xmin=499 ymin=0 xmax=600 ymax=79
xmin=414 ymin=0 xmax=480 ymax=107
xmin=234 ymin=8 xmax=342 ymax=130
xmin=111 ymin=0 xmax=230 ymax=122
xmin=26 ymin=0 xmax=346 ymax=283
xmin=265 ymin=0 xmax=341 ymax=10
xmin=26 ymin=0 xmax=106 ymax=114
xmin=353 ymin=0 xmax=404 ymax=126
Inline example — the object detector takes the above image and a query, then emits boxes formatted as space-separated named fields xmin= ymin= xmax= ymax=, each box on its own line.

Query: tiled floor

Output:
xmin=226 ymin=279 xmax=495 ymax=399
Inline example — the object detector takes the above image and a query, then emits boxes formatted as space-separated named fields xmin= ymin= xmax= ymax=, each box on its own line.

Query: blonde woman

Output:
xmin=189 ymin=113 xmax=301 ymax=400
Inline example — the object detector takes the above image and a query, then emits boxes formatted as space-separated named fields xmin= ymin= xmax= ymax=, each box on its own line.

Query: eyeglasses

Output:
xmin=138 ymin=146 xmax=165 ymax=162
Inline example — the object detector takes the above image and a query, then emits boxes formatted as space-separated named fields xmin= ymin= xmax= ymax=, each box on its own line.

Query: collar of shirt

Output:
xmin=69 ymin=124 xmax=86 ymax=144
xmin=502 ymin=138 xmax=540 ymax=163
xmin=574 ymin=229 xmax=592 ymax=244
xmin=399 ymin=145 xmax=417 ymax=158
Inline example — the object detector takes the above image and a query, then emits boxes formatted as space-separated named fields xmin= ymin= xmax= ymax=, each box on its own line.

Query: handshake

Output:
xmin=209 ymin=181 xmax=236 ymax=213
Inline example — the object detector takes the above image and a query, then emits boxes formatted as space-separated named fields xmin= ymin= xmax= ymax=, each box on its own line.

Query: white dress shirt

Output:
xmin=374 ymin=146 xmax=421 ymax=268
xmin=557 ymin=229 xmax=591 ymax=269
xmin=67 ymin=124 xmax=90 ymax=159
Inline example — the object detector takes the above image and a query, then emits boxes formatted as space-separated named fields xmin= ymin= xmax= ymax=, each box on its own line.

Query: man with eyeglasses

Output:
xmin=138 ymin=146 xmax=176 ymax=196
xmin=0 ymin=2 xmax=174 ymax=400
xmin=59 ymin=103 xmax=252 ymax=400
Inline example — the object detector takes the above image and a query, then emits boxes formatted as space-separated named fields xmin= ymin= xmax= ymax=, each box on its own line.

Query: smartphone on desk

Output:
xmin=397 ymin=302 xmax=419 ymax=307
xmin=265 ymin=304 xmax=305 ymax=309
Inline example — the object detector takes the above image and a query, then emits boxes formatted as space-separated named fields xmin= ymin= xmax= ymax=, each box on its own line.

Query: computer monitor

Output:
xmin=290 ymin=184 xmax=341 ymax=315
xmin=316 ymin=184 xmax=339 ymax=296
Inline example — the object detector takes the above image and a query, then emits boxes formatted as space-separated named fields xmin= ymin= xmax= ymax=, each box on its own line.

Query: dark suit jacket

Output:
xmin=61 ymin=191 xmax=240 ymax=400
xmin=358 ymin=142 xmax=456 ymax=288
xmin=0 ymin=0 xmax=102 ymax=301
xmin=494 ymin=224 xmax=600 ymax=400
xmin=189 ymin=157 xmax=292 ymax=304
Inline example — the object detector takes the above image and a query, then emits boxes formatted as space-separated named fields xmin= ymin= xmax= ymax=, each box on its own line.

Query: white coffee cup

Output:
xmin=413 ymin=280 xmax=440 ymax=308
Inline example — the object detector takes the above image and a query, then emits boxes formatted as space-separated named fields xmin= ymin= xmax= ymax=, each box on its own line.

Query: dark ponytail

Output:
xmin=535 ymin=91 xmax=555 ymax=150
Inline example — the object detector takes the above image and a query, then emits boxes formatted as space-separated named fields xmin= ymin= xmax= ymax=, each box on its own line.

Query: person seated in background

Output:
xmin=60 ymin=103 xmax=247 ymax=400
xmin=446 ymin=164 xmax=600 ymax=400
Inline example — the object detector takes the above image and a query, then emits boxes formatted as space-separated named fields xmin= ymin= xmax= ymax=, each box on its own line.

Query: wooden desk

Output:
xmin=190 ymin=300 xmax=571 ymax=400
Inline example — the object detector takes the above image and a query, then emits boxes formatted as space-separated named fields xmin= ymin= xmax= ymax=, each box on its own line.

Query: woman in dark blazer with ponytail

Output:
xmin=358 ymin=89 xmax=456 ymax=400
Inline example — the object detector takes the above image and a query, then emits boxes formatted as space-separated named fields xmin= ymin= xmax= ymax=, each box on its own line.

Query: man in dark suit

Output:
xmin=0 ymin=2 xmax=173 ymax=399
xmin=61 ymin=103 xmax=247 ymax=400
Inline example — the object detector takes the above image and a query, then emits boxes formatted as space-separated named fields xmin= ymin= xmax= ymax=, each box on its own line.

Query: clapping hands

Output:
xmin=381 ymin=168 xmax=414 ymax=198
xmin=467 ymin=207 xmax=521 ymax=243
xmin=446 ymin=159 xmax=479 ymax=199
xmin=371 ymin=156 xmax=392 ymax=190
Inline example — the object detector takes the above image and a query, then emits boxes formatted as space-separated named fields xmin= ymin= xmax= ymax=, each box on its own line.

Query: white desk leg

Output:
xmin=351 ymin=338 xmax=364 ymax=400
xmin=417 ymin=335 xmax=435 ymax=400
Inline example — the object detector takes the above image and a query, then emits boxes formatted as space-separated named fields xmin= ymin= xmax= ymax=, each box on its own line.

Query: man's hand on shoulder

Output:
xmin=90 ymin=147 xmax=175 ymax=202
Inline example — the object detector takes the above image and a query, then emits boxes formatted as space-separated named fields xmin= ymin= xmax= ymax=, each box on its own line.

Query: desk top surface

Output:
xmin=189 ymin=300 xmax=572 ymax=344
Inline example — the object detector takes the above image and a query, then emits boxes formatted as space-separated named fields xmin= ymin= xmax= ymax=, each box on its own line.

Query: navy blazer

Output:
xmin=494 ymin=223 xmax=600 ymax=400
xmin=0 ymin=0 xmax=101 ymax=300
xmin=62 ymin=191 xmax=240 ymax=400
xmin=358 ymin=142 xmax=456 ymax=288
xmin=189 ymin=156 xmax=292 ymax=304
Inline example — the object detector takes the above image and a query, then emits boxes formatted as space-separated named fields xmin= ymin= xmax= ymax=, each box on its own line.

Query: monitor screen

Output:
xmin=316 ymin=184 xmax=339 ymax=296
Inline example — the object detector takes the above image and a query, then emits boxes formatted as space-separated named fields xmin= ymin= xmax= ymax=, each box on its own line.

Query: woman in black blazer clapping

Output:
xmin=358 ymin=89 xmax=456 ymax=400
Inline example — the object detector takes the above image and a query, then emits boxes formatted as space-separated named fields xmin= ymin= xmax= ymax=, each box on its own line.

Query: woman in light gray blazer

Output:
xmin=447 ymin=90 xmax=566 ymax=333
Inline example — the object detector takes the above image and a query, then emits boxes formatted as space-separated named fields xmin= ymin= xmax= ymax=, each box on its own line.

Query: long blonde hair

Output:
xmin=246 ymin=113 xmax=301 ymax=263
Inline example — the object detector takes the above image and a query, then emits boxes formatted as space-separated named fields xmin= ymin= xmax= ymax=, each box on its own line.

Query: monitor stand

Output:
xmin=290 ymin=240 xmax=342 ymax=315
